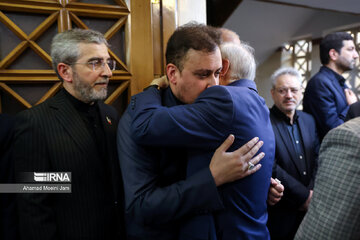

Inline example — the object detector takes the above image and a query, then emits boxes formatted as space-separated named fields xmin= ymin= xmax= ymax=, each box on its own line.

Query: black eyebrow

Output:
xmin=193 ymin=69 xmax=211 ymax=74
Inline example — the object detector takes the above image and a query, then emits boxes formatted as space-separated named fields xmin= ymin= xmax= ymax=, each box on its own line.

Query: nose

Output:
xmin=285 ymin=89 xmax=293 ymax=98
xmin=102 ymin=62 xmax=113 ymax=77
xmin=354 ymin=51 xmax=359 ymax=59
xmin=207 ymin=75 xmax=219 ymax=88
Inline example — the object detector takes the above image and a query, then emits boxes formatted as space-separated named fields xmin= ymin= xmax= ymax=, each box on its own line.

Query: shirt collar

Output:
xmin=63 ymin=88 xmax=98 ymax=113
xmin=322 ymin=66 xmax=346 ymax=87
xmin=271 ymin=105 xmax=298 ymax=125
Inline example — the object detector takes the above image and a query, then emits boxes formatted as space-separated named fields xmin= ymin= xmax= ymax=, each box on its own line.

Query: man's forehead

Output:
xmin=183 ymin=48 xmax=221 ymax=68
xmin=342 ymin=39 xmax=355 ymax=48
xmin=276 ymin=74 xmax=300 ymax=86
xmin=78 ymin=42 xmax=110 ymax=58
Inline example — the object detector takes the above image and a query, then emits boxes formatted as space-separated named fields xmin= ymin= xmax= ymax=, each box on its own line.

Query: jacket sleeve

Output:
xmin=117 ymin=111 xmax=223 ymax=226
xmin=272 ymin=160 xmax=310 ymax=209
xmin=129 ymin=86 xmax=233 ymax=149
xmin=304 ymin=78 xmax=346 ymax=136
xmin=13 ymin=111 xmax=58 ymax=240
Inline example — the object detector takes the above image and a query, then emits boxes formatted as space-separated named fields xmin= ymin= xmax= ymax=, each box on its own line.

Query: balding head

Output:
xmin=220 ymin=28 xmax=241 ymax=45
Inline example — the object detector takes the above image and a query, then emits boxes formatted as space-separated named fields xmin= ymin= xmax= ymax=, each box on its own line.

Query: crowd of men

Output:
xmin=0 ymin=22 xmax=359 ymax=240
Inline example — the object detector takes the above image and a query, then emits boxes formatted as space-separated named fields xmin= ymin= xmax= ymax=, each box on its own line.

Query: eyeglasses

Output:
xmin=275 ymin=87 xmax=301 ymax=96
xmin=71 ymin=58 xmax=116 ymax=71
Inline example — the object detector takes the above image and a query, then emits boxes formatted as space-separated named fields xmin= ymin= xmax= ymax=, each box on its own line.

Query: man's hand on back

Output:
xmin=210 ymin=134 xmax=264 ymax=186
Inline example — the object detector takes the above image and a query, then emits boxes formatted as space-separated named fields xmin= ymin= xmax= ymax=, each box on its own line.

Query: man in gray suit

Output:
xmin=13 ymin=29 xmax=124 ymax=240
xmin=294 ymin=117 xmax=360 ymax=239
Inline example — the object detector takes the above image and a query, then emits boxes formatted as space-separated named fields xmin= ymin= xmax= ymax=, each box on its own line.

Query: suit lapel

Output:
xmin=49 ymin=90 xmax=95 ymax=155
xmin=297 ymin=113 xmax=311 ymax=172
xmin=98 ymin=103 xmax=121 ymax=199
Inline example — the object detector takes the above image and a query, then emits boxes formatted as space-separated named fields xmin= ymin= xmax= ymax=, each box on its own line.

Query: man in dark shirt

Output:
xmin=267 ymin=67 xmax=320 ymax=240
xmin=303 ymin=32 xmax=358 ymax=141
xmin=12 ymin=29 xmax=124 ymax=240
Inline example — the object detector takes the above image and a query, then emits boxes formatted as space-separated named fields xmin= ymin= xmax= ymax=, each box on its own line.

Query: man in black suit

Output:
xmin=12 ymin=29 xmax=124 ymax=240
xmin=267 ymin=67 xmax=320 ymax=240
xmin=0 ymin=114 xmax=18 ymax=240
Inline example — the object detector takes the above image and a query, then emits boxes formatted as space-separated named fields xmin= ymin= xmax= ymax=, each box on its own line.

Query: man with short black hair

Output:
xmin=128 ymin=31 xmax=275 ymax=239
xmin=303 ymin=32 xmax=358 ymax=141
xmin=117 ymin=23 xmax=267 ymax=239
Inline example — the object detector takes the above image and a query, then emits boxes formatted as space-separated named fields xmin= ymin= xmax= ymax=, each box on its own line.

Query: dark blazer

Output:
xmin=117 ymin=87 xmax=224 ymax=240
xmin=130 ymin=80 xmax=275 ymax=240
xmin=303 ymin=66 xmax=349 ymax=140
xmin=0 ymin=114 xmax=18 ymax=240
xmin=345 ymin=101 xmax=360 ymax=121
xmin=12 ymin=89 xmax=124 ymax=240
xmin=267 ymin=106 xmax=319 ymax=240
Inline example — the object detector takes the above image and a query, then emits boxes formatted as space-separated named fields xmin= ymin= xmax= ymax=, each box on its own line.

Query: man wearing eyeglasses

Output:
xmin=267 ymin=67 xmax=320 ymax=240
xmin=12 ymin=29 xmax=124 ymax=240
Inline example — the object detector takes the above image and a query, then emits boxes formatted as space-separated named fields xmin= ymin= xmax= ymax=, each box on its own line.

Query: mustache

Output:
xmin=283 ymin=99 xmax=296 ymax=104
xmin=94 ymin=78 xmax=109 ymax=85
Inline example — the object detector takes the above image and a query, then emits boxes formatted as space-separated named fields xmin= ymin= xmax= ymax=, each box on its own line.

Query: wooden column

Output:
xmin=129 ymin=0 xmax=154 ymax=95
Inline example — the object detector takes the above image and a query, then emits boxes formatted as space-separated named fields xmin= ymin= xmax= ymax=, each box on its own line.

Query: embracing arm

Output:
xmin=13 ymin=112 xmax=58 ymax=240
xmin=129 ymin=86 xmax=233 ymax=149
xmin=118 ymin=113 xmax=264 ymax=225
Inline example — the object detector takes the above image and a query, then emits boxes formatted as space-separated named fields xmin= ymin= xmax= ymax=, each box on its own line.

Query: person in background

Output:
xmin=294 ymin=116 xmax=360 ymax=240
xmin=267 ymin=67 xmax=319 ymax=240
xmin=303 ymin=32 xmax=358 ymax=141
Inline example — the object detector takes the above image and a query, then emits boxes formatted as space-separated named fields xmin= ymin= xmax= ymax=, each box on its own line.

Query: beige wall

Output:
xmin=255 ymin=51 xmax=282 ymax=108
xmin=178 ymin=0 xmax=206 ymax=26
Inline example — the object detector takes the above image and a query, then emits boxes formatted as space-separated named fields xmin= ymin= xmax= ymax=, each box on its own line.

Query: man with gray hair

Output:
xmin=267 ymin=67 xmax=319 ymax=240
xmin=13 ymin=28 xmax=124 ymax=240
xmin=219 ymin=42 xmax=256 ymax=85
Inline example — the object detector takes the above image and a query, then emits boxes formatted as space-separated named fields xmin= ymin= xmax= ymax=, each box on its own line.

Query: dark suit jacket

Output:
xmin=267 ymin=106 xmax=319 ymax=239
xmin=12 ymin=89 xmax=124 ymax=240
xmin=303 ymin=66 xmax=349 ymax=140
xmin=117 ymin=87 xmax=224 ymax=240
xmin=345 ymin=101 xmax=360 ymax=121
xmin=0 ymin=114 xmax=18 ymax=240
xmin=130 ymin=80 xmax=275 ymax=240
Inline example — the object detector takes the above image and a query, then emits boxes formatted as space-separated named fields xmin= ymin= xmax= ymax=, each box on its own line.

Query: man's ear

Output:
xmin=329 ymin=49 xmax=339 ymax=61
xmin=57 ymin=63 xmax=73 ymax=83
xmin=221 ymin=58 xmax=230 ymax=77
xmin=166 ymin=63 xmax=178 ymax=85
